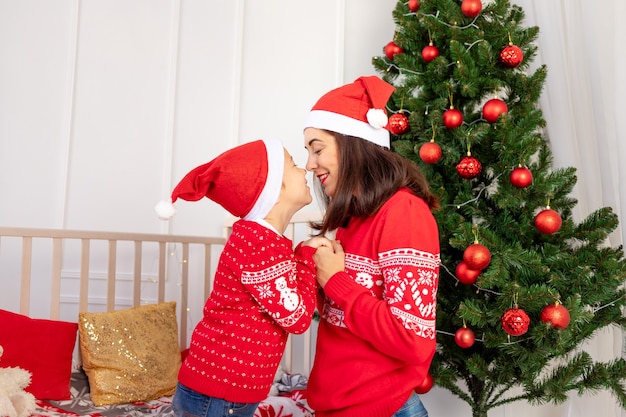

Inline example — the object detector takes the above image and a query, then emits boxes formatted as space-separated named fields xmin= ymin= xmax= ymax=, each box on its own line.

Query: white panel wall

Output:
xmin=0 ymin=1 xmax=577 ymax=415
xmin=0 ymin=0 xmax=78 ymax=228
xmin=0 ymin=0 xmax=397 ymax=237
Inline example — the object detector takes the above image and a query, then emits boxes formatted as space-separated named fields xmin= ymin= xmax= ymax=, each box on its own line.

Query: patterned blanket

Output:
xmin=31 ymin=369 xmax=313 ymax=417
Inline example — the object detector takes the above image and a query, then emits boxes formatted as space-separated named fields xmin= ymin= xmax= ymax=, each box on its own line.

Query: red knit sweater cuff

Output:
xmin=324 ymin=271 xmax=363 ymax=306
xmin=295 ymin=243 xmax=316 ymax=264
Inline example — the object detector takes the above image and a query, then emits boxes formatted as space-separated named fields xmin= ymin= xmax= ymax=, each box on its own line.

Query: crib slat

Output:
xmin=180 ymin=242 xmax=190 ymax=349
xmin=158 ymin=241 xmax=166 ymax=302
xmin=107 ymin=240 xmax=117 ymax=311
xmin=302 ymin=331 xmax=311 ymax=373
xmin=50 ymin=237 xmax=63 ymax=320
xmin=133 ymin=240 xmax=142 ymax=307
xmin=283 ymin=335 xmax=293 ymax=373
xmin=79 ymin=239 xmax=90 ymax=312
xmin=19 ymin=237 xmax=33 ymax=315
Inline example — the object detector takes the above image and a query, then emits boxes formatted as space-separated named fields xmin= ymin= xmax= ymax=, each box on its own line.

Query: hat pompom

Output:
xmin=155 ymin=199 xmax=176 ymax=220
xmin=366 ymin=108 xmax=389 ymax=129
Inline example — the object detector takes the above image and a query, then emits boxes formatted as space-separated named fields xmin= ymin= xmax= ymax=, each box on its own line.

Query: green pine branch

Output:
xmin=374 ymin=0 xmax=626 ymax=415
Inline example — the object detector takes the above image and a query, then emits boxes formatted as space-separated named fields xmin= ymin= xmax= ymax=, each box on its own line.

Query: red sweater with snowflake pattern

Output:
xmin=307 ymin=189 xmax=440 ymax=417
xmin=177 ymin=220 xmax=318 ymax=403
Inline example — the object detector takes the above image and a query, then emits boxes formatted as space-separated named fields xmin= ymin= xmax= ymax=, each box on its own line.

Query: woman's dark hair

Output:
xmin=312 ymin=131 xmax=439 ymax=235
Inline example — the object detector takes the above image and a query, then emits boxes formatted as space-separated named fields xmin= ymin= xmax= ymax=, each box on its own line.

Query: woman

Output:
xmin=303 ymin=76 xmax=441 ymax=417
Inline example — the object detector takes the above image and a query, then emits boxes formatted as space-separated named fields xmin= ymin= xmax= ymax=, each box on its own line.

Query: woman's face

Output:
xmin=303 ymin=128 xmax=340 ymax=198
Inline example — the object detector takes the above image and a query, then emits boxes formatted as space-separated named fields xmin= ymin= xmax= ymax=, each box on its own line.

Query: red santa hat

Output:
xmin=155 ymin=139 xmax=284 ymax=220
xmin=303 ymin=75 xmax=395 ymax=148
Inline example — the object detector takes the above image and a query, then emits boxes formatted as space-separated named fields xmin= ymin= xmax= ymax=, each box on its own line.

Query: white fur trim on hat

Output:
xmin=155 ymin=199 xmax=176 ymax=220
xmin=304 ymin=110 xmax=390 ymax=148
xmin=243 ymin=138 xmax=284 ymax=220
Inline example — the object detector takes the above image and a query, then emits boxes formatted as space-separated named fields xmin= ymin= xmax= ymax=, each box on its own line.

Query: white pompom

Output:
xmin=366 ymin=108 xmax=389 ymax=129
xmin=155 ymin=199 xmax=176 ymax=220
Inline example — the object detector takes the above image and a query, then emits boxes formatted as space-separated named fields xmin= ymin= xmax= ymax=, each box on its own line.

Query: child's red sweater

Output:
xmin=307 ymin=189 xmax=440 ymax=417
xmin=178 ymin=220 xmax=317 ymax=403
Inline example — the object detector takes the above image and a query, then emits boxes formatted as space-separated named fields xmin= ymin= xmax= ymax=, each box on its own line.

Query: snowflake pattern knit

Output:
xmin=177 ymin=220 xmax=318 ymax=403
xmin=307 ymin=190 xmax=440 ymax=417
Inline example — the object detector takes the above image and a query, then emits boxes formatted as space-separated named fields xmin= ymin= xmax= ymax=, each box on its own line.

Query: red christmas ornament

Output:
xmin=463 ymin=243 xmax=491 ymax=270
xmin=422 ymin=44 xmax=440 ymax=62
xmin=415 ymin=373 xmax=434 ymax=394
xmin=443 ymin=108 xmax=463 ymax=129
xmin=461 ymin=0 xmax=483 ymax=18
xmin=408 ymin=0 xmax=420 ymax=12
xmin=482 ymin=98 xmax=508 ymax=123
xmin=535 ymin=208 xmax=562 ymax=234
xmin=385 ymin=41 xmax=404 ymax=60
xmin=454 ymin=326 xmax=476 ymax=348
xmin=419 ymin=142 xmax=442 ymax=164
xmin=499 ymin=44 xmax=524 ymax=68
xmin=456 ymin=155 xmax=482 ymax=179
xmin=388 ymin=112 xmax=410 ymax=135
xmin=455 ymin=261 xmax=481 ymax=285
xmin=510 ymin=166 xmax=533 ymax=188
xmin=501 ymin=307 xmax=530 ymax=336
xmin=540 ymin=302 xmax=571 ymax=329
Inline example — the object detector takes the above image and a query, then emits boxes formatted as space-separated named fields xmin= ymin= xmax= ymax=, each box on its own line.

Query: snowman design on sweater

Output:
xmin=275 ymin=277 xmax=300 ymax=311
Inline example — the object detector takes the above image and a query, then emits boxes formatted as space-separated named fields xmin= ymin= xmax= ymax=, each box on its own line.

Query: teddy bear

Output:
xmin=0 ymin=345 xmax=36 ymax=417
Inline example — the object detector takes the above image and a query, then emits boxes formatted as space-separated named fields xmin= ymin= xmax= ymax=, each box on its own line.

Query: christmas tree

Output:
xmin=373 ymin=1 xmax=626 ymax=416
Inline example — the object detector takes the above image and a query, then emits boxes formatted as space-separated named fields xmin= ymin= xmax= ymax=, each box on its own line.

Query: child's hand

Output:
xmin=313 ymin=240 xmax=345 ymax=288
xmin=302 ymin=236 xmax=333 ymax=249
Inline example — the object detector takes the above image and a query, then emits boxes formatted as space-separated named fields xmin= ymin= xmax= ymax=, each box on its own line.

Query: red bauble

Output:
xmin=463 ymin=243 xmax=491 ymax=270
xmin=422 ymin=44 xmax=440 ymax=62
xmin=501 ymin=308 xmax=530 ymax=336
xmin=461 ymin=0 xmax=482 ymax=17
xmin=388 ymin=112 xmax=410 ymax=135
xmin=415 ymin=373 xmax=434 ymax=394
xmin=540 ymin=302 xmax=571 ymax=329
xmin=499 ymin=44 xmax=524 ymax=68
xmin=385 ymin=41 xmax=404 ymax=60
xmin=419 ymin=142 xmax=442 ymax=164
xmin=510 ymin=166 xmax=533 ymax=188
xmin=482 ymin=98 xmax=508 ymax=123
xmin=455 ymin=261 xmax=481 ymax=285
xmin=456 ymin=155 xmax=482 ymax=179
xmin=535 ymin=208 xmax=562 ymax=234
xmin=454 ymin=327 xmax=476 ymax=348
xmin=443 ymin=108 xmax=463 ymax=129
xmin=408 ymin=0 xmax=420 ymax=12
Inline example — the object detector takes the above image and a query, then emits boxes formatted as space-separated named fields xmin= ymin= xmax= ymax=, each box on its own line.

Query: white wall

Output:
xmin=0 ymin=1 xmax=613 ymax=416
xmin=0 ymin=0 xmax=398 ymax=238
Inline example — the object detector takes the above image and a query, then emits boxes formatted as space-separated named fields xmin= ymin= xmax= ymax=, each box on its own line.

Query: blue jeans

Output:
xmin=392 ymin=392 xmax=428 ymax=417
xmin=172 ymin=383 xmax=260 ymax=417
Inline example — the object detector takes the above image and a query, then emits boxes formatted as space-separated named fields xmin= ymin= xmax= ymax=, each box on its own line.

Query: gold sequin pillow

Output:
xmin=78 ymin=301 xmax=181 ymax=406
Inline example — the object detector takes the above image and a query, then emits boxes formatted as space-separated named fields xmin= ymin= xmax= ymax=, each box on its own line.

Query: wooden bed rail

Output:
xmin=0 ymin=214 xmax=321 ymax=375
xmin=0 ymin=226 xmax=226 ymax=350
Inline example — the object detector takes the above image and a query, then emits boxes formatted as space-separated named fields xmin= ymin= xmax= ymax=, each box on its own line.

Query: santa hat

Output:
xmin=155 ymin=139 xmax=284 ymax=220
xmin=303 ymin=75 xmax=395 ymax=148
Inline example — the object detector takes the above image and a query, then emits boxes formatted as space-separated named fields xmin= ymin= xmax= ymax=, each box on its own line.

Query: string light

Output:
xmin=449 ymin=170 xmax=505 ymax=209
xmin=419 ymin=12 xmax=480 ymax=29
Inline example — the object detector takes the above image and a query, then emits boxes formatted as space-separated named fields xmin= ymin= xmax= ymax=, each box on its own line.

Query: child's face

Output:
xmin=280 ymin=148 xmax=312 ymax=209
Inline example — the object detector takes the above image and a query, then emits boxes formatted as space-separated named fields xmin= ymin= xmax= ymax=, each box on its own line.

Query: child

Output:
xmin=155 ymin=138 xmax=329 ymax=417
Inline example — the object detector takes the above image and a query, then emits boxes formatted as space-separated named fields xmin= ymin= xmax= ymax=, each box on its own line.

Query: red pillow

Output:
xmin=0 ymin=309 xmax=78 ymax=400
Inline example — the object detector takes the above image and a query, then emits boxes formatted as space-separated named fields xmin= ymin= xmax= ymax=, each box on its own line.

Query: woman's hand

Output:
xmin=313 ymin=240 xmax=345 ymax=288
xmin=302 ymin=236 xmax=333 ymax=249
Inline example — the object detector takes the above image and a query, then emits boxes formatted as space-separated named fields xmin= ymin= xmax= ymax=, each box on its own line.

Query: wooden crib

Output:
xmin=0 ymin=211 xmax=321 ymax=417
